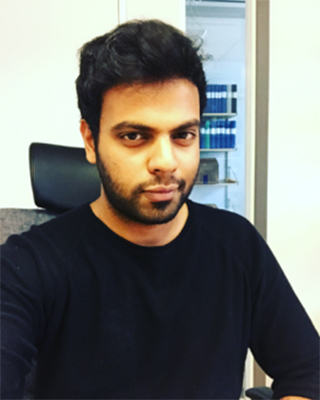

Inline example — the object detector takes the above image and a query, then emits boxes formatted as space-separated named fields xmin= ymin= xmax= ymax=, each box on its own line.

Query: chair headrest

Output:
xmin=29 ymin=143 xmax=101 ymax=212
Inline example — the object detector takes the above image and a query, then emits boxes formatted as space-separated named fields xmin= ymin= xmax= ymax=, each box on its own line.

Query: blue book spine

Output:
xmin=221 ymin=85 xmax=227 ymax=113
xmin=210 ymin=120 xmax=216 ymax=149
xmin=205 ymin=120 xmax=211 ymax=149
xmin=210 ymin=84 xmax=215 ymax=113
xmin=222 ymin=119 xmax=227 ymax=148
xmin=225 ymin=120 xmax=231 ymax=148
xmin=215 ymin=119 xmax=220 ymax=148
xmin=217 ymin=85 xmax=222 ymax=113
xmin=218 ymin=119 xmax=224 ymax=149
xmin=212 ymin=85 xmax=217 ymax=113
xmin=230 ymin=120 xmax=236 ymax=148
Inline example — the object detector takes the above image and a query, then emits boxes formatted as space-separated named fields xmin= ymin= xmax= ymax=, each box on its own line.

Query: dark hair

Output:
xmin=76 ymin=19 xmax=207 ymax=141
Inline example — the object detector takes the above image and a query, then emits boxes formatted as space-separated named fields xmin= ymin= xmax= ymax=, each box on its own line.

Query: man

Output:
xmin=1 ymin=20 xmax=319 ymax=400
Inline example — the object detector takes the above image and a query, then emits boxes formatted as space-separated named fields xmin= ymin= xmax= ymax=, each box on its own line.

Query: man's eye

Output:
xmin=123 ymin=132 xmax=143 ymax=141
xmin=174 ymin=132 xmax=195 ymax=140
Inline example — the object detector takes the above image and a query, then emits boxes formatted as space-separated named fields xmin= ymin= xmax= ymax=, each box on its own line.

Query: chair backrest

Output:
xmin=0 ymin=142 xmax=101 ymax=244
xmin=30 ymin=142 xmax=100 ymax=212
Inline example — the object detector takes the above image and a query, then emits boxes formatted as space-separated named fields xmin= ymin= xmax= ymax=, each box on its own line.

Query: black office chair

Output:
xmin=0 ymin=143 xmax=274 ymax=399
xmin=0 ymin=143 xmax=100 ymax=243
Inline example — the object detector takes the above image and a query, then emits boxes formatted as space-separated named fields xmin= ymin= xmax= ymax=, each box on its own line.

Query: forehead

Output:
xmin=100 ymin=79 xmax=200 ymax=129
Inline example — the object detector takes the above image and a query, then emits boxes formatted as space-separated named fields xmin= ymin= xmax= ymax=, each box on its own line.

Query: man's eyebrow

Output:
xmin=171 ymin=119 xmax=200 ymax=133
xmin=111 ymin=121 xmax=152 ymax=133
xmin=111 ymin=119 xmax=200 ymax=133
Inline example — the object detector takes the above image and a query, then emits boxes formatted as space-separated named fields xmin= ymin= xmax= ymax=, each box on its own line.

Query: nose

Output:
xmin=147 ymin=136 xmax=178 ymax=175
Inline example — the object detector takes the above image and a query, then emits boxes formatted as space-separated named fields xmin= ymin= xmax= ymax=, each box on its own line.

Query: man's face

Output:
xmin=93 ymin=79 xmax=200 ymax=225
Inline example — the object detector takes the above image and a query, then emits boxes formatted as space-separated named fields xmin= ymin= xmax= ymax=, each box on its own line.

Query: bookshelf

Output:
xmin=196 ymin=108 xmax=238 ymax=209
xmin=187 ymin=2 xmax=246 ymax=215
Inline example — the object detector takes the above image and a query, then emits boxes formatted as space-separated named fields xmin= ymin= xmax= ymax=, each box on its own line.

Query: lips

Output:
xmin=143 ymin=185 xmax=178 ymax=202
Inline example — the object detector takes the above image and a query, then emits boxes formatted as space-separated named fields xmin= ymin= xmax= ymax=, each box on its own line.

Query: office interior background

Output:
xmin=1 ymin=0 xmax=319 ymax=391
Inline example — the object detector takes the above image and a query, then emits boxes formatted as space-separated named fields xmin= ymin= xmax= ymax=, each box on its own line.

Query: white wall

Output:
xmin=126 ymin=0 xmax=185 ymax=30
xmin=268 ymin=0 xmax=320 ymax=332
xmin=0 ymin=0 xmax=119 ymax=208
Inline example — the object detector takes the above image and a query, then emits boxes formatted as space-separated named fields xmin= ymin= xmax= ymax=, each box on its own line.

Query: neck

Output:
xmin=90 ymin=195 xmax=189 ymax=247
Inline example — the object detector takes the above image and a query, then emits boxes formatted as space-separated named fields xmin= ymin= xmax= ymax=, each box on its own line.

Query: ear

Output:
xmin=80 ymin=119 xmax=97 ymax=164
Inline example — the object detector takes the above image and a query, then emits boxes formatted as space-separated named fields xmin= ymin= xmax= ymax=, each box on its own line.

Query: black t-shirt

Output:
xmin=1 ymin=200 xmax=319 ymax=399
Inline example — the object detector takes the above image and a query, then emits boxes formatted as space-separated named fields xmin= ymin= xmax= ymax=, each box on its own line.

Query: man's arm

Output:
xmin=247 ymin=227 xmax=319 ymax=400
xmin=1 ymin=235 xmax=47 ymax=399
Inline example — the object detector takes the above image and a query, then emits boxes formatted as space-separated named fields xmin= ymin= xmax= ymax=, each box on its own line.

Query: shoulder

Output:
xmin=1 ymin=205 xmax=93 ymax=305
xmin=187 ymin=201 xmax=271 ymax=279
xmin=188 ymin=200 xmax=258 ymax=242
xmin=33 ymin=204 xmax=91 ymax=242
xmin=1 ymin=204 xmax=92 ymax=269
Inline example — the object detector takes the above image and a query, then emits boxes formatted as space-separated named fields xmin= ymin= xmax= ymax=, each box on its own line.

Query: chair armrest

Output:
xmin=245 ymin=386 xmax=275 ymax=399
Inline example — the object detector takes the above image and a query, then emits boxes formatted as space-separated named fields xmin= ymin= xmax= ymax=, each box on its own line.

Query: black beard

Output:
xmin=95 ymin=152 xmax=198 ymax=226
